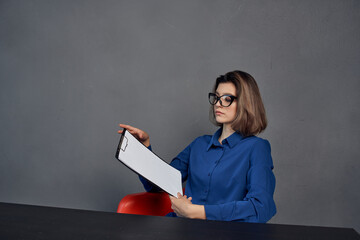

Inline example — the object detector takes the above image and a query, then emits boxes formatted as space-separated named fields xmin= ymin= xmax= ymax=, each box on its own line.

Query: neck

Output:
xmin=218 ymin=124 xmax=235 ymax=144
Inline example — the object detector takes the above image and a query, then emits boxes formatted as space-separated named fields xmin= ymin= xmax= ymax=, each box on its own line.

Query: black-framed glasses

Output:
xmin=208 ymin=93 xmax=237 ymax=107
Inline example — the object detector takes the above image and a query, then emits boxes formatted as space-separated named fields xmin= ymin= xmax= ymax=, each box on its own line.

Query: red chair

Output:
xmin=117 ymin=191 xmax=172 ymax=216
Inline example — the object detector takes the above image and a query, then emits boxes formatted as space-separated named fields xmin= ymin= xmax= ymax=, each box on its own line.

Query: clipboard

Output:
xmin=115 ymin=129 xmax=183 ymax=197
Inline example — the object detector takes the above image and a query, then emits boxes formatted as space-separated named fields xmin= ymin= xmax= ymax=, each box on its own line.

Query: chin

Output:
xmin=215 ymin=118 xmax=227 ymax=124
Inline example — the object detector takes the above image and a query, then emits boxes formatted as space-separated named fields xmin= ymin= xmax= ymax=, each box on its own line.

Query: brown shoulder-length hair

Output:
xmin=209 ymin=70 xmax=267 ymax=137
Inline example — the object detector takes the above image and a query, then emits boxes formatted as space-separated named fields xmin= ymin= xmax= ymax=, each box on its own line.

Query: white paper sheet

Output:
xmin=115 ymin=129 xmax=183 ymax=197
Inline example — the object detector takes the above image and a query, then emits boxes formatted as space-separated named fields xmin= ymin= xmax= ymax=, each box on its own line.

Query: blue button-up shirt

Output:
xmin=140 ymin=128 xmax=276 ymax=222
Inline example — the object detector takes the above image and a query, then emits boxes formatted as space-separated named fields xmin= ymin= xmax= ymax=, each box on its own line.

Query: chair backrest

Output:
xmin=117 ymin=191 xmax=172 ymax=216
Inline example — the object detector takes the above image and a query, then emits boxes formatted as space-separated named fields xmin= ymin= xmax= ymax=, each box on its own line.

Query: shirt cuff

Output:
xmin=204 ymin=204 xmax=223 ymax=221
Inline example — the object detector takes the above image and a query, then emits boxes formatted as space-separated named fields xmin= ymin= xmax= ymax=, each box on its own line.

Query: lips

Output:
xmin=215 ymin=111 xmax=224 ymax=115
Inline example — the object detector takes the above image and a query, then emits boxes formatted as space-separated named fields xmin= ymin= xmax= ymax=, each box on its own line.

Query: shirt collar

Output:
xmin=206 ymin=128 xmax=245 ymax=151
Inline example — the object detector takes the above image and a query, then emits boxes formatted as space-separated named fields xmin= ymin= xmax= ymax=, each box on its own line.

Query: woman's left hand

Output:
xmin=169 ymin=193 xmax=206 ymax=219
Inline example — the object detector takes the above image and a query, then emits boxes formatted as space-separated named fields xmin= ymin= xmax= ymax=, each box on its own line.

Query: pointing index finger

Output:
xmin=119 ymin=124 xmax=136 ymax=131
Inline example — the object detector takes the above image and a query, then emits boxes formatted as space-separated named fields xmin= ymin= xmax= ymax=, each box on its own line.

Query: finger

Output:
xmin=177 ymin=192 xmax=182 ymax=198
xmin=119 ymin=125 xmax=133 ymax=134
xmin=118 ymin=126 xmax=139 ymax=137
xmin=119 ymin=124 xmax=137 ymax=132
xmin=127 ymin=128 xmax=137 ymax=135
xmin=119 ymin=124 xmax=129 ymax=129
xmin=188 ymin=197 xmax=192 ymax=201
xmin=126 ymin=128 xmax=140 ymax=137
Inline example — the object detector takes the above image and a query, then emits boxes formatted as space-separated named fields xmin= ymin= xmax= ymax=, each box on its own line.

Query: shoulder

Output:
xmin=190 ymin=134 xmax=212 ymax=146
xmin=246 ymin=136 xmax=273 ymax=166
xmin=177 ymin=134 xmax=212 ymax=155
xmin=247 ymin=136 xmax=271 ymax=153
xmin=183 ymin=134 xmax=213 ymax=151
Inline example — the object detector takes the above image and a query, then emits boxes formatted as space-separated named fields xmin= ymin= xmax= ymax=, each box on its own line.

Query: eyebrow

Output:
xmin=215 ymin=91 xmax=236 ymax=96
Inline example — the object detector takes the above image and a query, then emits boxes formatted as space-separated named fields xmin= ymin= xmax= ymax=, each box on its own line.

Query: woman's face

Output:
xmin=214 ymin=82 xmax=238 ymax=127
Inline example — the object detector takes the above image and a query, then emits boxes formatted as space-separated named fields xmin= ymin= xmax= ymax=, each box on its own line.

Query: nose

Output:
xmin=215 ymin=99 xmax=222 ymax=108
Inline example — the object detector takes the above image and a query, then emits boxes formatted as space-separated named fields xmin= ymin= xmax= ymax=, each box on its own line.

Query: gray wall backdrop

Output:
xmin=1 ymin=0 xmax=359 ymax=232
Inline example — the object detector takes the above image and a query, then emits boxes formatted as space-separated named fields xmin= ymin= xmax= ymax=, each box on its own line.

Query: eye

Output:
xmin=224 ymin=96 xmax=232 ymax=102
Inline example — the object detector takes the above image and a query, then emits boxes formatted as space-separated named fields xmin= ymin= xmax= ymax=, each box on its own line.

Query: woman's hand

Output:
xmin=169 ymin=193 xmax=206 ymax=219
xmin=118 ymin=124 xmax=150 ymax=147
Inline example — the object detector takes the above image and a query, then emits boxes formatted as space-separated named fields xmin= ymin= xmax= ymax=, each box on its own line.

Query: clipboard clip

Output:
xmin=120 ymin=136 xmax=128 ymax=152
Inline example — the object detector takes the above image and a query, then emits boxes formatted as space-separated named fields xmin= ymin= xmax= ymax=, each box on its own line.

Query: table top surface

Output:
xmin=0 ymin=202 xmax=359 ymax=240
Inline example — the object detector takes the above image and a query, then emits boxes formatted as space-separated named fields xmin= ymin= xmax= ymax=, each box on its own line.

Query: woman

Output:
xmin=118 ymin=70 xmax=276 ymax=222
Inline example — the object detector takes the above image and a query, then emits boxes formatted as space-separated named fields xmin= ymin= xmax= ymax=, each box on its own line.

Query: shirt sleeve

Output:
xmin=169 ymin=143 xmax=191 ymax=183
xmin=204 ymin=139 xmax=276 ymax=223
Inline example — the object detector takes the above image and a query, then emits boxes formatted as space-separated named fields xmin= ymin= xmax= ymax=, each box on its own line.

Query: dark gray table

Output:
xmin=0 ymin=202 xmax=359 ymax=240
